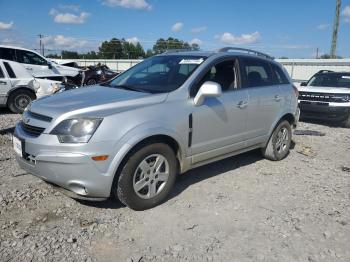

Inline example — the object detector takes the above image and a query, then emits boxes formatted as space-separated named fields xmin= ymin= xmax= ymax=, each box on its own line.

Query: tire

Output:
xmin=8 ymin=89 xmax=35 ymax=113
xmin=86 ymin=78 xmax=97 ymax=85
xmin=261 ymin=120 xmax=292 ymax=161
xmin=115 ymin=143 xmax=177 ymax=210
xmin=343 ymin=115 xmax=350 ymax=128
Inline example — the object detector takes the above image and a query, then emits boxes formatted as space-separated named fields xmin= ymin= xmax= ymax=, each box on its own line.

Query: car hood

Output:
xmin=30 ymin=85 xmax=168 ymax=118
xmin=51 ymin=62 xmax=81 ymax=77
xmin=298 ymin=85 xmax=350 ymax=94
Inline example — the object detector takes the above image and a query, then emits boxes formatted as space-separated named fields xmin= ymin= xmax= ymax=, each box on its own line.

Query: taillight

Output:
xmin=292 ymin=85 xmax=299 ymax=97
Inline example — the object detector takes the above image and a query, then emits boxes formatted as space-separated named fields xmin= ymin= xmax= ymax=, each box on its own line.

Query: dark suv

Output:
xmin=298 ymin=70 xmax=350 ymax=127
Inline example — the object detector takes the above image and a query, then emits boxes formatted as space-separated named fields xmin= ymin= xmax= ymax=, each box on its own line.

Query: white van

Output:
xmin=0 ymin=45 xmax=84 ymax=86
xmin=0 ymin=59 xmax=62 ymax=113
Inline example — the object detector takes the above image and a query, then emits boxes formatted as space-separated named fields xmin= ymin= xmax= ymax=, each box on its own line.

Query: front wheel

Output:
xmin=115 ymin=143 xmax=177 ymax=210
xmin=261 ymin=120 xmax=292 ymax=161
xmin=8 ymin=89 xmax=35 ymax=113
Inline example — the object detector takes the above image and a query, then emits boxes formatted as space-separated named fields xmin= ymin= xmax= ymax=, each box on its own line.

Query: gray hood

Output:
xmin=30 ymin=85 xmax=167 ymax=118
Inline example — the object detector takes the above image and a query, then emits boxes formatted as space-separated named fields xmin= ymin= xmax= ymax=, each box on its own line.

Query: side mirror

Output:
xmin=194 ymin=81 xmax=222 ymax=106
xmin=300 ymin=82 xmax=307 ymax=86
xmin=48 ymin=62 xmax=53 ymax=69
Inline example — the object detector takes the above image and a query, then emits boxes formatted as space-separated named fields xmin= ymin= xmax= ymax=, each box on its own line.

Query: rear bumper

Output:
xmin=299 ymin=102 xmax=350 ymax=121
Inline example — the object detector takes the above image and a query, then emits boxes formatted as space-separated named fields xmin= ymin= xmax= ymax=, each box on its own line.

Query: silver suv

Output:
xmin=14 ymin=48 xmax=299 ymax=210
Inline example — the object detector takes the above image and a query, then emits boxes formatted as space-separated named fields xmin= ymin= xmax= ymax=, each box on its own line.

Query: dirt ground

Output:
xmin=0 ymin=109 xmax=350 ymax=262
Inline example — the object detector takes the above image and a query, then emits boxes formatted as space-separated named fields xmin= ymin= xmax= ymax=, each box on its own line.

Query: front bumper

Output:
xmin=14 ymin=123 xmax=116 ymax=199
xmin=299 ymin=101 xmax=350 ymax=122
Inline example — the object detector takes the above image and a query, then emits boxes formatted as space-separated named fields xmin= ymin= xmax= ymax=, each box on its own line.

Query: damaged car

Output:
xmin=0 ymin=59 xmax=62 ymax=113
xmin=0 ymin=45 xmax=84 ymax=86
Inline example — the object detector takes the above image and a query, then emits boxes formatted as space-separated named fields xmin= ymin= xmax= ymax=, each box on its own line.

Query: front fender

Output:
xmin=107 ymin=121 xmax=187 ymax=181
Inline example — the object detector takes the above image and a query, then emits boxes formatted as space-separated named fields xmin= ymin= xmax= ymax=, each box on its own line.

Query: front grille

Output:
xmin=20 ymin=122 xmax=45 ymax=137
xmin=27 ymin=111 xmax=52 ymax=122
xmin=299 ymin=92 xmax=348 ymax=103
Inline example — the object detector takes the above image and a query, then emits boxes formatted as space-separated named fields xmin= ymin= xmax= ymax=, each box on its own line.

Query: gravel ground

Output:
xmin=0 ymin=108 xmax=350 ymax=262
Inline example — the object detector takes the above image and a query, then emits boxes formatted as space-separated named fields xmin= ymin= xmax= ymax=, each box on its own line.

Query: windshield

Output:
xmin=307 ymin=74 xmax=350 ymax=88
xmin=108 ymin=55 xmax=206 ymax=93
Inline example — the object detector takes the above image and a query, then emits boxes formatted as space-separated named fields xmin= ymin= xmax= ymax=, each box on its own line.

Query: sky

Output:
xmin=1 ymin=0 xmax=350 ymax=58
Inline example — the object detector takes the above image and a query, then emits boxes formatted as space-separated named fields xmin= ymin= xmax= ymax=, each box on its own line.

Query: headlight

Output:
xmin=50 ymin=118 xmax=102 ymax=143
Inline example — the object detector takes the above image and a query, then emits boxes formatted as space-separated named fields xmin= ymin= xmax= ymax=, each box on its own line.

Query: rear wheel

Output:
xmin=86 ymin=78 xmax=97 ymax=85
xmin=115 ymin=143 xmax=177 ymax=210
xmin=261 ymin=120 xmax=292 ymax=161
xmin=8 ymin=89 xmax=35 ymax=113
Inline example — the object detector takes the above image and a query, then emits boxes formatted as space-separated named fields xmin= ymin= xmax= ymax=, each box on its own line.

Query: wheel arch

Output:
xmin=264 ymin=112 xmax=295 ymax=147
xmin=108 ymin=132 xmax=185 ymax=197
xmin=7 ymin=86 xmax=37 ymax=103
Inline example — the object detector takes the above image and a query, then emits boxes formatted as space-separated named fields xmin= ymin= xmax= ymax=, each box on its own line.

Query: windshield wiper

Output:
xmin=112 ymin=84 xmax=150 ymax=93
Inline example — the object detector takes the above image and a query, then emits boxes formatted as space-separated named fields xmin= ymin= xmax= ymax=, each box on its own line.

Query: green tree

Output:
xmin=121 ymin=40 xmax=145 ymax=59
xmin=61 ymin=50 xmax=79 ymax=59
xmin=98 ymin=38 xmax=123 ymax=59
xmin=81 ymin=51 xmax=99 ymax=59
xmin=46 ymin=53 xmax=60 ymax=59
xmin=152 ymin=37 xmax=198 ymax=54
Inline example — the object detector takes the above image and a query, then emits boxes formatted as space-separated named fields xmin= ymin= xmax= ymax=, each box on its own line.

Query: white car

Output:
xmin=298 ymin=70 xmax=350 ymax=127
xmin=0 ymin=45 xmax=84 ymax=86
xmin=0 ymin=59 xmax=61 ymax=113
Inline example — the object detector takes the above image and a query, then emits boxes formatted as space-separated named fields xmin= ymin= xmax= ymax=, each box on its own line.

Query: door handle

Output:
xmin=26 ymin=67 xmax=33 ymax=70
xmin=237 ymin=101 xmax=248 ymax=109
xmin=0 ymin=81 xmax=7 ymax=85
xmin=274 ymin=95 xmax=281 ymax=102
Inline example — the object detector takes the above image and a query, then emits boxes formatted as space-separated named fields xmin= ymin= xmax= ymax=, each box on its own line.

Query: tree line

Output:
xmin=47 ymin=37 xmax=200 ymax=59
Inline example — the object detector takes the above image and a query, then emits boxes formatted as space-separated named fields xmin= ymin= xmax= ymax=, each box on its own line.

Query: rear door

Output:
xmin=240 ymin=57 xmax=283 ymax=145
xmin=0 ymin=62 xmax=13 ymax=103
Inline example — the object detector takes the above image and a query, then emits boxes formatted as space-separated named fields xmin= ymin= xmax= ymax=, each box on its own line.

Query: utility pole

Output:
xmin=38 ymin=34 xmax=44 ymax=55
xmin=331 ymin=0 xmax=341 ymax=58
xmin=316 ymin=47 xmax=319 ymax=59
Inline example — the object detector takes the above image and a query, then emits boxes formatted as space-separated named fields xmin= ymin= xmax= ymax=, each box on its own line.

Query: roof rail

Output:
xmin=218 ymin=47 xmax=274 ymax=60
xmin=316 ymin=70 xmax=334 ymax=74
xmin=163 ymin=48 xmax=192 ymax=54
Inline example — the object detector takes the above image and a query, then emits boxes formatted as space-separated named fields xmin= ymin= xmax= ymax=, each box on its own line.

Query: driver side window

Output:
xmin=192 ymin=59 xmax=238 ymax=96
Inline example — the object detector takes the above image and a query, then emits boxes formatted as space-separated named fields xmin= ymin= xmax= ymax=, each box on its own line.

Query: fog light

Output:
xmin=91 ymin=155 xmax=109 ymax=161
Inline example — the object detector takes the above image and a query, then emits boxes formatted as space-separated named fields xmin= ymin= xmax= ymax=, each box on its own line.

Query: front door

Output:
xmin=191 ymin=58 xmax=249 ymax=164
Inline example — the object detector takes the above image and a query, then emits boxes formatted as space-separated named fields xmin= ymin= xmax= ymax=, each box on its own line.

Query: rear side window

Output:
xmin=4 ymin=62 xmax=16 ymax=78
xmin=0 ymin=47 xmax=16 ymax=61
xmin=16 ymin=50 xmax=47 ymax=65
xmin=241 ymin=58 xmax=274 ymax=87
xmin=0 ymin=65 xmax=4 ymax=78
xmin=271 ymin=64 xmax=289 ymax=84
